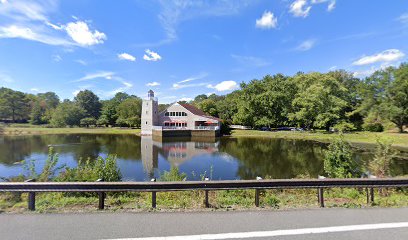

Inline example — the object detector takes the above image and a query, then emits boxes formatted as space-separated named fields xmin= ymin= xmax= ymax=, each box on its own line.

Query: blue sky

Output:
xmin=0 ymin=0 xmax=407 ymax=103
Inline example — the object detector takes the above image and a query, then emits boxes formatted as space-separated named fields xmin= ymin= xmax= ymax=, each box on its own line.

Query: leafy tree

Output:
xmin=369 ymin=137 xmax=395 ymax=178
xmin=382 ymin=64 xmax=408 ymax=132
xmin=74 ymin=90 xmax=102 ymax=118
xmin=289 ymin=73 xmax=348 ymax=130
xmin=96 ymin=115 xmax=109 ymax=127
xmin=99 ymin=92 xmax=130 ymax=126
xmin=37 ymin=92 xmax=60 ymax=109
xmin=80 ymin=117 xmax=97 ymax=127
xmin=116 ymin=97 xmax=142 ymax=127
xmin=29 ymin=100 xmax=45 ymax=125
xmin=0 ymin=88 xmax=30 ymax=122
xmin=50 ymin=100 xmax=86 ymax=127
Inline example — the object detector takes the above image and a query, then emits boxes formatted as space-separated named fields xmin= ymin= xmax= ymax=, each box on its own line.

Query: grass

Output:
xmin=1 ymin=125 xmax=140 ymax=136
xmin=1 ymin=188 xmax=407 ymax=213
xmin=229 ymin=130 xmax=408 ymax=150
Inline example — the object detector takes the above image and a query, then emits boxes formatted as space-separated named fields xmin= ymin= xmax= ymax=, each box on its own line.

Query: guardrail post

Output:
xmin=255 ymin=177 xmax=262 ymax=207
xmin=370 ymin=187 xmax=374 ymax=204
xmin=204 ymin=177 xmax=209 ymax=208
xmin=151 ymin=178 xmax=157 ymax=209
xmin=318 ymin=188 xmax=324 ymax=208
xmin=25 ymin=179 xmax=36 ymax=211
xmin=96 ymin=179 xmax=105 ymax=210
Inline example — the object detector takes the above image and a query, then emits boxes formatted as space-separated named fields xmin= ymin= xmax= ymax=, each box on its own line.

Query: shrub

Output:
xmin=96 ymin=116 xmax=109 ymax=127
xmin=333 ymin=121 xmax=355 ymax=133
xmin=363 ymin=122 xmax=384 ymax=132
xmin=220 ymin=121 xmax=231 ymax=135
xmin=324 ymin=134 xmax=361 ymax=178
xmin=80 ymin=117 xmax=96 ymax=127
xmin=369 ymin=137 xmax=395 ymax=178
xmin=22 ymin=147 xmax=65 ymax=181
xmin=159 ymin=167 xmax=187 ymax=181
xmin=57 ymin=155 xmax=121 ymax=182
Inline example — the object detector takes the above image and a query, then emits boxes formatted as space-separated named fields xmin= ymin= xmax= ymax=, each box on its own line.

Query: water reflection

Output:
xmin=0 ymin=134 xmax=407 ymax=181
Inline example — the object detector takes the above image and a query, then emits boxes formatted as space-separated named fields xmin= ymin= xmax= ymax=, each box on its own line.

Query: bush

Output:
xmin=333 ymin=121 xmax=355 ymax=133
xmin=80 ymin=117 xmax=96 ymax=127
xmin=369 ymin=137 xmax=395 ymax=178
xmin=159 ymin=167 xmax=187 ymax=181
xmin=363 ymin=122 xmax=384 ymax=132
xmin=324 ymin=134 xmax=361 ymax=178
xmin=97 ymin=116 xmax=109 ymax=127
xmin=22 ymin=147 xmax=65 ymax=181
xmin=57 ymin=155 xmax=121 ymax=182
xmin=220 ymin=121 xmax=231 ymax=135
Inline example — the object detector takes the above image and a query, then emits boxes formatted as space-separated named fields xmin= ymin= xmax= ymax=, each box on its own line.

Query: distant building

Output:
xmin=141 ymin=90 xmax=221 ymax=137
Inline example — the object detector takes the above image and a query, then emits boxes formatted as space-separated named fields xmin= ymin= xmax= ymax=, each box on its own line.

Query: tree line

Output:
xmin=1 ymin=63 xmax=407 ymax=132
xmin=191 ymin=63 xmax=408 ymax=132
xmin=0 ymin=89 xmax=143 ymax=128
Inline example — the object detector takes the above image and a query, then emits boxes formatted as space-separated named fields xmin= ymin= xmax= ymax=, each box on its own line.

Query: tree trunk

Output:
xmin=399 ymin=124 xmax=404 ymax=133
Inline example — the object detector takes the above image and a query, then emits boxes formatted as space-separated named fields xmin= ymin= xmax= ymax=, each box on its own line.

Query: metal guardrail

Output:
xmin=0 ymin=178 xmax=407 ymax=211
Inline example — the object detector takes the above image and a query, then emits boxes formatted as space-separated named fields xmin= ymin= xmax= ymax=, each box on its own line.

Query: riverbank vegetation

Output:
xmin=1 ymin=64 xmax=408 ymax=133
xmin=1 ymin=144 xmax=407 ymax=213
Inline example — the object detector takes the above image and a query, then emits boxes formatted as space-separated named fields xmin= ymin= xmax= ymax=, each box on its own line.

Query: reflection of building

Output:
xmin=140 ymin=136 xmax=219 ymax=175
xmin=141 ymin=90 xmax=221 ymax=137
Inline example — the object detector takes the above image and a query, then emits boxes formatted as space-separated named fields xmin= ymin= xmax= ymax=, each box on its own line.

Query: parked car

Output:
xmin=260 ymin=126 xmax=271 ymax=131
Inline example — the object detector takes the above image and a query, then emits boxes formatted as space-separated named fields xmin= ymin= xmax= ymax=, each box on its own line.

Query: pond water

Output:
xmin=1 ymin=134 xmax=408 ymax=181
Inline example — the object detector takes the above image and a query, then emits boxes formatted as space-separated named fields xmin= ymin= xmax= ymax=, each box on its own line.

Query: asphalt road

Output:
xmin=0 ymin=208 xmax=407 ymax=240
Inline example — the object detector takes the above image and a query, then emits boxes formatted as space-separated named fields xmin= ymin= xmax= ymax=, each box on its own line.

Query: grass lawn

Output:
xmin=230 ymin=130 xmax=408 ymax=150
xmin=1 ymin=125 xmax=140 ymax=136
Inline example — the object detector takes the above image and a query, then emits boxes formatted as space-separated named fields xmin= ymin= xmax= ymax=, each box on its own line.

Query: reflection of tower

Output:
xmin=141 ymin=136 xmax=158 ymax=178
xmin=141 ymin=90 xmax=159 ymax=135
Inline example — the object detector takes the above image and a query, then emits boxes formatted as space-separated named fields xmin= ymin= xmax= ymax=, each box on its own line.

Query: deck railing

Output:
xmin=1 ymin=178 xmax=407 ymax=210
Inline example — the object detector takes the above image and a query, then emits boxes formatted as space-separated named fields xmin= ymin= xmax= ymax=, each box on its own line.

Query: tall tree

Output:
xmin=0 ymin=88 xmax=30 ymax=122
xmin=116 ymin=97 xmax=142 ymax=127
xmin=74 ymin=90 xmax=102 ymax=118
xmin=50 ymin=100 xmax=86 ymax=127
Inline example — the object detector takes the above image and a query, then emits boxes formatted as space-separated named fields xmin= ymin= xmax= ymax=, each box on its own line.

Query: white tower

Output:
xmin=141 ymin=90 xmax=159 ymax=135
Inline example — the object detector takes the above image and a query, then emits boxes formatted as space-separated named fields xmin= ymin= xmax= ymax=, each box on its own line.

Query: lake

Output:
xmin=1 ymin=134 xmax=408 ymax=181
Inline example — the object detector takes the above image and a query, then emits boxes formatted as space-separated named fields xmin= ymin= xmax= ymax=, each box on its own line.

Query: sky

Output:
xmin=0 ymin=0 xmax=407 ymax=103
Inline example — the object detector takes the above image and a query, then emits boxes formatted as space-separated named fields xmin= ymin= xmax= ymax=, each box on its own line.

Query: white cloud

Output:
xmin=52 ymin=54 xmax=62 ymax=62
xmin=30 ymin=88 xmax=40 ymax=92
xmin=289 ymin=0 xmax=311 ymax=18
xmin=118 ymin=53 xmax=136 ymax=62
xmin=75 ymin=59 xmax=87 ymax=65
xmin=1 ymin=0 xmax=8 ymax=4
xmin=74 ymin=71 xmax=114 ymax=82
xmin=177 ymin=72 xmax=208 ymax=83
xmin=172 ymin=82 xmax=207 ymax=90
xmin=179 ymin=97 xmax=193 ymax=102
xmin=398 ymin=13 xmax=408 ymax=24
xmin=231 ymin=54 xmax=271 ymax=67
xmin=255 ymin=11 xmax=277 ymax=29
xmin=327 ymin=1 xmax=336 ymax=12
xmin=64 ymin=21 xmax=106 ymax=46
xmin=207 ymin=81 xmax=238 ymax=92
xmin=146 ymin=82 xmax=160 ymax=87
xmin=295 ymin=39 xmax=316 ymax=51
xmin=0 ymin=72 xmax=14 ymax=83
xmin=143 ymin=49 xmax=162 ymax=61
xmin=352 ymin=49 xmax=405 ymax=66
xmin=0 ymin=2 xmax=106 ymax=48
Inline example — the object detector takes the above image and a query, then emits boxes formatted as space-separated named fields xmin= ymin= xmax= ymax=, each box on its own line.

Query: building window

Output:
xmin=183 ymin=112 xmax=187 ymax=116
xmin=165 ymin=112 xmax=169 ymax=116
xmin=146 ymin=121 xmax=148 ymax=125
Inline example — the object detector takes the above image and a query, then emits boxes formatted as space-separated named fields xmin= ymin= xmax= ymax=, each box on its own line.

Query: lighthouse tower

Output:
xmin=141 ymin=90 xmax=159 ymax=135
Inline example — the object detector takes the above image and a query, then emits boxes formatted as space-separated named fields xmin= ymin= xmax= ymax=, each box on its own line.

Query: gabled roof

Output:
xmin=178 ymin=102 xmax=222 ymax=121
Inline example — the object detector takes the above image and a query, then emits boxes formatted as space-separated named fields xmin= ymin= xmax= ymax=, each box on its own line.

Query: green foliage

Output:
xmin=369 ymin=137 xmax=396 ymax=178
xmin=50 ymin=101 xmax=86 ymax=127
xmin=159 ymin=167 xmax=187 ymax=181
xmin=220 ymin=121 xmax=231 ymax=135
xmin=57 ymin=155 xmax=121 ymax=182
xmin=116 ymin=97 xmax=142 ymax=127
xmin=74 ymin=90 xmax=102 ymax=118
xmin=0 ymin=87 xmax=30 ymax=122
xmin=22 ymin=147 xmax=65 ymax=181
xmin=96 ymin=115 xmax=109 ymax=127
xmin=324 ymin=134 xmax=361 ymax=178
xmin=80 ymin=117 xmax=96 ymax=127
xmin=333 ymin=121 xmax=356 ymax=133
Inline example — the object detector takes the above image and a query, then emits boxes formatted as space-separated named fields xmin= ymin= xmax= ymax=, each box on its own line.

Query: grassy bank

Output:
xmin=1 ymin=125 xmax=140 ymax=136
xmin=1 ymin=188 xmax=407 ymax=213
xmin=230 ymin=130 xmax=408 ymax=150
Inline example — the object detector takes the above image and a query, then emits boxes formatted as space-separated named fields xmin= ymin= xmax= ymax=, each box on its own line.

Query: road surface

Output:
xmin=0 ymin=208 xmax=407 ymax=240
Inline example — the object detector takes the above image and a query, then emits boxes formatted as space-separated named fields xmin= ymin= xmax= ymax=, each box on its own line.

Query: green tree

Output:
xmin=99 ymin=92 xmax=130 ymax=126
xmin=37 ymin=92 xmax=60 ymax=109
xmin=0 ymin=88 xmax=30 ymax=122
xmin=116 ymin=97 xmax=142 ymax=127
xmin=74 ymin=90 xmax=102 ymax=118
xmin=289 ymin=73 xmax=348 ymax=130
xmin=50 ymin=100 xmax=86 ymax=127
xmin=80 ymin=117 xmax=97 ymax=127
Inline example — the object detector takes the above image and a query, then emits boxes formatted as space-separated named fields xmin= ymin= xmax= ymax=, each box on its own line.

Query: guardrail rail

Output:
xmin=0 ymin=178 xmax=407 ymax=211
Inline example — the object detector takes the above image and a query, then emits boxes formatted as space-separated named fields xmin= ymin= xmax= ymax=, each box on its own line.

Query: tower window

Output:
xmin=146 ymin=121 xmax=148 ymax=124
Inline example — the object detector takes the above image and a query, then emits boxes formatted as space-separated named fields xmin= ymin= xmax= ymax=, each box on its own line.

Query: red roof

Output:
xmin=178 ymin=102 xmax=222 ymax=121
